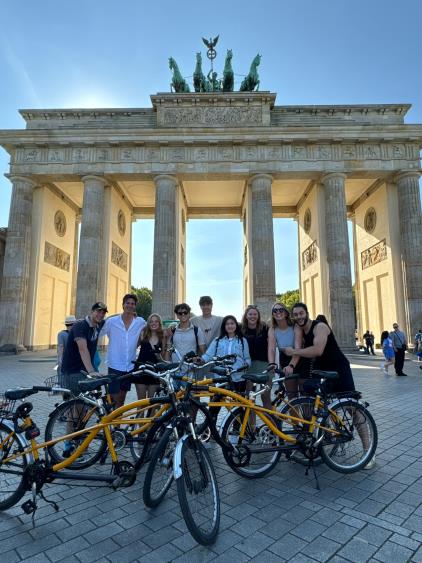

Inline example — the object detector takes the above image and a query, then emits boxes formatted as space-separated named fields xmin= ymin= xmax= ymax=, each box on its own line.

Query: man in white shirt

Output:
xmin=191 ymin=296 xmax=222 ymax=349
xmin=101 ymin=293 xmax=146 ymax=407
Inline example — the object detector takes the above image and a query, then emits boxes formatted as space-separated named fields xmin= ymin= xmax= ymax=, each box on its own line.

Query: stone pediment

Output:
xmin=150 ymin=92 xmax=276 ymax=128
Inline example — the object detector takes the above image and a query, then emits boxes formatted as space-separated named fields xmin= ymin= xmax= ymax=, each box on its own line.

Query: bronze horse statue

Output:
xmin=239 ymin=54 xmax=261 ymax=92
xmin=193 ymin=52 xmax=209 ymax=92
xmin=222 ymin=49 xmax=234 ymax=92
xmin=169 ymin=57 xmax=190 ymax=93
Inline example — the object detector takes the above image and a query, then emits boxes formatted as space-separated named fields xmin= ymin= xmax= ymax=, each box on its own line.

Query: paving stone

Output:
xmin=16 ymin=533 xmax=62 ymax=559
xmin=74 ymin=538 xmax=120 ymax=562
xmin=322 ymin=520 xmax=357 ymax=543
xmin=268 ymin=533 xmax=307 ymax=559
xmin=355 ymin=523 xmax=392 ymax=547
xmin=389 ymin=532 xmax=421 ymax=551
xmin=44 ymin=536 xmax=90 ymax=562
xmin=403 ymin=513 xmax=422 ymax=532
xmin=336 ymin=537 xmax=378 ymax=562
xmin=299 ymin=535 xmax=341 ymax=562
xmin=373 ymin=540 xmax=414 ymax=562
xmin=290 ymin=519 xmax=326 ymax=542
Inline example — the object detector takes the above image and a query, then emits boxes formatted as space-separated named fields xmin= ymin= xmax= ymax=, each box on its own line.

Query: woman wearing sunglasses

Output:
xmin=268 ymin=303 xmax=302 ymax=398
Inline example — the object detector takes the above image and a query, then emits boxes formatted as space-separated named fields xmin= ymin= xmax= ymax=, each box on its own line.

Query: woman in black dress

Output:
xmin=135 ymin=313 xmax=165 ymax=400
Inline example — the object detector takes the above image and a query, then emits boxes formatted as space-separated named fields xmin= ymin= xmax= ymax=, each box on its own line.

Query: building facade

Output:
xmin=0 ymin=92 xmax=421 ymax=351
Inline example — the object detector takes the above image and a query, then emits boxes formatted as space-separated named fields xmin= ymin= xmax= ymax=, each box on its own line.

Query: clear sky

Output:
xmin=0 ymin=0 xmax=421 ymax=318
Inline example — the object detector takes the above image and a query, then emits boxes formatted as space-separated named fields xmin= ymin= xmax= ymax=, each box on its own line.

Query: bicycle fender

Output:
xmin=173 ymin=434 xmax=189 ymax=480
xmin=1 ymin=418 xmax=34 ymax=464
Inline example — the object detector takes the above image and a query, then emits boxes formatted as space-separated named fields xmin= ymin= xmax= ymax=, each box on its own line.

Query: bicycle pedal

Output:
xmin=22 ymin=499 xmax=37 ymax=515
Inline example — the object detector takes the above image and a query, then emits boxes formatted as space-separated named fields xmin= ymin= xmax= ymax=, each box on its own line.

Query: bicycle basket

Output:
xmin=43 ymin=375 xmax=63 ymax=396
xmin=0 ymin=392 xmax=16 ymax=420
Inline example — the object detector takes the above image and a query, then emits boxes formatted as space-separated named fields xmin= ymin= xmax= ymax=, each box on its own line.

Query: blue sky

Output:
xmin=0 ymin=0 xmax=421 ymax=317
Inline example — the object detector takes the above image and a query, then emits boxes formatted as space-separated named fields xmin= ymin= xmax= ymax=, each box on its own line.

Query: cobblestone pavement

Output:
xmin=1 ymin=351 xmax=422 ymax=562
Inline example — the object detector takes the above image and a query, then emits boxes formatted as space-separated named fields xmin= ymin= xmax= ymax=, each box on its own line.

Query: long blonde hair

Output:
xmin=139 ymin=313 xmax=164 ymax=343
xmin=270 ymin=302 xmax=292 ymax=329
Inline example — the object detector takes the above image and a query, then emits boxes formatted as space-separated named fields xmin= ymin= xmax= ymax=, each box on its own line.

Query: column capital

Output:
xmin=321 ymin=172 xmax=347 ymax=184
xmin=153 ymin=174 xmax=179 ymax=186
xmin=249 ymin=173 xmax=273 ymax=185
xmin=81 ymin=175 xmax=108 ymax=185
xmin=394 ymin=170 xmax=421 ymax=183
xmin=8 ymin=175 xmax=37 ymax=188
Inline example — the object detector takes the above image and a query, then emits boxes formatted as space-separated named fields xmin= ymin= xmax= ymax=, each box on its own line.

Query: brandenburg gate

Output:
xmin=0 ymin=91 xmax=421 ymax=352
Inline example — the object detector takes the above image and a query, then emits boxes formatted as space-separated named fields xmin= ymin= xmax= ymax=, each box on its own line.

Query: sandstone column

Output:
xmin=152 ymin=175 xmax=179 ymax=319
xmin=75 ymin=176 xmax=107 ymax=318
xmin=70 ymin=214 xmax=80 ymax=315
xmin=322 ymin=173 xmax=355 ymax=349
xmin=395 ymin=171 xmax=422 ymax=337
xmin=248 ymin=174 xmax=276 ymax=319
xmin=0 ymin=176 xmax=36 ymax=352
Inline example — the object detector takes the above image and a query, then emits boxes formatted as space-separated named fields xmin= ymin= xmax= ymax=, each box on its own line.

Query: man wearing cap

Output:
xmin=61 ymin=302 xmax=108 ymax=395
xmin=57 ymin=315 xmax=76 ymax=377
xmin=100 ymin=293 xmax=146 ymax=407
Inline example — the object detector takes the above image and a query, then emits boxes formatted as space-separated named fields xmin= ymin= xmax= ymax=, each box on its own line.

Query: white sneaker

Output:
xmin=363 ymin=455 xmax=376 ymax=470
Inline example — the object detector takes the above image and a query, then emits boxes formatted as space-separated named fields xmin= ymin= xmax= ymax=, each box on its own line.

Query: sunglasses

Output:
xmin=177 ymin=310 xmax=189 ymax=315
xmin=272 ymin=307 xmax=286 ymax=313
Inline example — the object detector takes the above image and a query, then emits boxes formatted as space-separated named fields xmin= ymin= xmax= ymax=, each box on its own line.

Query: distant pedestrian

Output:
xmin=57 ymin=315 xmax=76 ymax=377
xmin=414 ymin=328 xmax=422 ymax=359
xmin=390 ymin=323 xmax=408 ymax=377
xmin=363 ymin=330 xmax=375 ymax=355
xmin=380 ymin=331 xmax=394 ymax=375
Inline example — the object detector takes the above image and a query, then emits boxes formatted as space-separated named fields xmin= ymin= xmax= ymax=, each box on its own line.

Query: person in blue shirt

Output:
xmin=202 ymin=314 xmax=251 ymax=393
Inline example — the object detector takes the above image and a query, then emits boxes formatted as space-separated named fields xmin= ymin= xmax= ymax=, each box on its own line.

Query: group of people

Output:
xmin=57 ymin=294 xmax=359 ymax=408
xmin=380 ymin=323 xmax=422 ymax=376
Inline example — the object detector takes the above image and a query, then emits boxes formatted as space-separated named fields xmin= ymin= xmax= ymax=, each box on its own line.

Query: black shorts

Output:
xmin=108 ymin=368 xmax=132 ymax=394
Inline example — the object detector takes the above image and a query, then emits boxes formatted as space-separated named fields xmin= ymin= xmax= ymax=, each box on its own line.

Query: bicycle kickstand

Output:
xmin=305 ymin=459 xmax=321 ymax=491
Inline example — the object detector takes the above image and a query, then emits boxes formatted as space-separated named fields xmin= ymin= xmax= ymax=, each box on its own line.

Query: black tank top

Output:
xmin=303 ymin=321 xmax=355 ymax=392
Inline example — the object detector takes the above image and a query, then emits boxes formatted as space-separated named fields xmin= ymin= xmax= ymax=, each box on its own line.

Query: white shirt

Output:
xmin=100 ymin=315 xmax=146 ymax=372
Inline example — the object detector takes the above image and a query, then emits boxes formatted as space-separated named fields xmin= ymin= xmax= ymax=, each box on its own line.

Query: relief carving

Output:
xmin=364 ymin=207 xmax=377 ymax=234
xmin=24 ymin=149 xmax=40 ymax=162
xmin=97 ymin=148 xmax=110 ymax=161
xmin=49 ymin=149 xmax=64 ymax=162
xmin=72 ymin=148 xmax=89 ymax=162
xmin=111 ymin=242 xmax=128 ymax=271
xmin=54 ymin=210 xmax=67 ymax=237
xmin=44 ymin=241 xmax=70 ymax=271
xmin=120 ymin=148 xmax=134 ymax=160
xmin=160 ymin=106 xmax=262 ymax=127
xmin=361 ymin=239 xmax=387 ymax=270
xmin=117 ymin=210 xmax=126 ymax=236
xmin=302 ymin=240 xmax=318 ymax=270
xmin=194 ymin=147 xmax=208 ymax=160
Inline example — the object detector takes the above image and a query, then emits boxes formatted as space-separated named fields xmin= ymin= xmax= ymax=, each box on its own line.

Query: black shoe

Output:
xmin=419 ymin=366 xmax=422 ymax=370
xmin=396 ymin=373 xmax=407 ymax=376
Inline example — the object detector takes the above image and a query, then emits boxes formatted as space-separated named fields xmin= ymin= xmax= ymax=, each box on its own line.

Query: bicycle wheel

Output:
xmin=45 ymin=399 xmax=107 ymax=469
xmin=0 ymin=422 xmax=28 ymax=510
xmin=176 ymin=437 xmax=220 ymax=545
xmin=143 ymin=427 xmax=175 ymax=507
xmin=220 ymin=407 xmax=282 ymax=478
xmin=278 ymin=397 xmax=323 ymax=467
xmin=319 ymin=400 xmax=378 ymax=473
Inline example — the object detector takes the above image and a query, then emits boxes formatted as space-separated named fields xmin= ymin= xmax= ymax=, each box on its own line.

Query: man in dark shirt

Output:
xmin=61 ymin=302 xmax=107 ymax=393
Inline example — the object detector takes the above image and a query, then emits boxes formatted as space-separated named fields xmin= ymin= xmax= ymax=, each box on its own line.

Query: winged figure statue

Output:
xmin=202 ymin=35 xmax=219 ymax=50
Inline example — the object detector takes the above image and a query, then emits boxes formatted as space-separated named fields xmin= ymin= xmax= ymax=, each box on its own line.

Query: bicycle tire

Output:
xmin=0 ymin=422 xmax=28 ymax=510
xmin=319 ymin=400 xmax=378 ymax=473
xmin=45 ymin=398 xmax=107 ymax=469
xmin=176 ymin=437 xmax=220 ymax=545
xmin=143 ymin=427 xmax=175 ymax=507
xmin=220 ymin=407 xmax=282 ymax=478
xmin=277 ymin=397 xmax=324 ymax=467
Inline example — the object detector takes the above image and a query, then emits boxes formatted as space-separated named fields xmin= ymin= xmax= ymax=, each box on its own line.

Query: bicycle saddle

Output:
xmin=78 ymin=377 xmax=111 ymax=392
xmin=243 ymin=373 xmax=269 ymax=385
xmin=311 ymin=370 xmax=338 ymax=379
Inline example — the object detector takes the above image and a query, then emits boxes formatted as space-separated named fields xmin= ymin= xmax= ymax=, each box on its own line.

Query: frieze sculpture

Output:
xmin=111 ymin=242 xmax=128 ymax=271
xmin=169 ymin=57 xmax=190 ymax=93
xmin=361 ymin=239 xmax=387 ymax=270
xmin=44 ymin=241 xmax=70 ymax=271
xmin=169 ymin=37 xmax=261 ymax=92
xmin=302 ymin=240 xmax=318 ymax=270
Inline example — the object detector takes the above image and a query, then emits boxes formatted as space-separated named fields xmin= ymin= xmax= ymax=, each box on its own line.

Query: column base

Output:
xmin=0 ymin=344 xmax=27 ymax=355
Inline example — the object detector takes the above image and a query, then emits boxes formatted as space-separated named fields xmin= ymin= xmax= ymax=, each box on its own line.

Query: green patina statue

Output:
xmin=222 ymin=49 xmax=234 ymax=92
xmin=169 ymin=39 xmax=261 ymax=93
xmin=239 ymin=53 xmax=261 ymax=92
xmin=193 ymin=52 xmax=210 ymax=92
xmin=169 ymin=57 xmax=190 ymax=93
